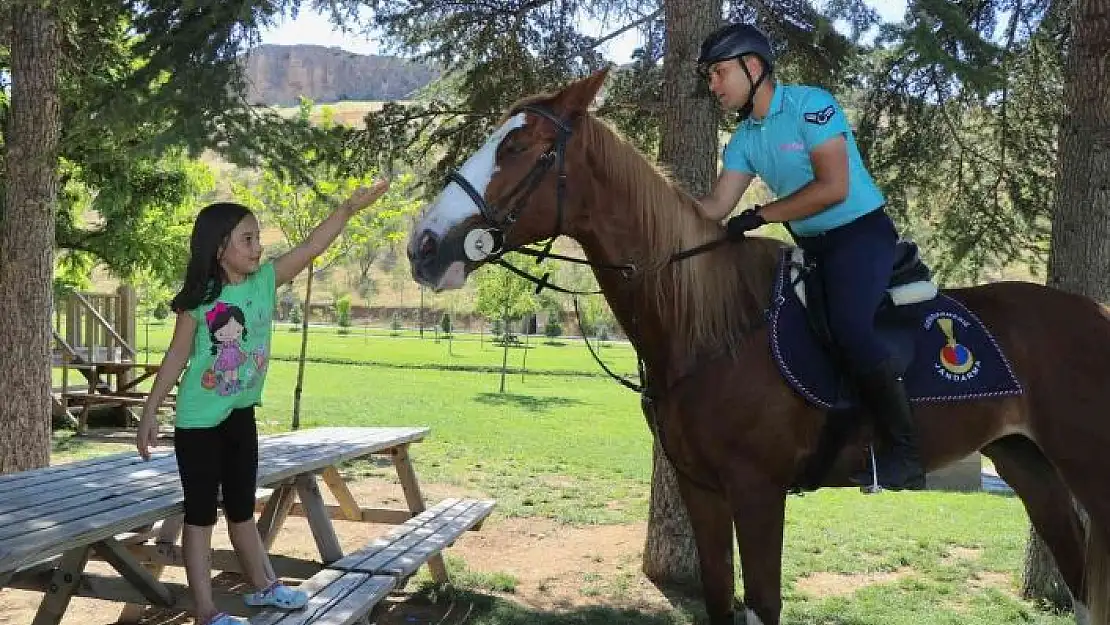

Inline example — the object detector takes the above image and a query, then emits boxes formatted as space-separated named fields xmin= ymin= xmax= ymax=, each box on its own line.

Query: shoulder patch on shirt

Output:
xmin=804 ymin=105 xmax=836 ymax=125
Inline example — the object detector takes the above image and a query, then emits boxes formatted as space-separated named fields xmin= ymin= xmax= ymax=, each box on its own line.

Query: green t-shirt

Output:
xmin=176 ymin=262 xmax=276 ymax=429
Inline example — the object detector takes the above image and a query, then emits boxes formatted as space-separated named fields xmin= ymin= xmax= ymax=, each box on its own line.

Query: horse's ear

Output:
xmin=553 ymin=68 xmax=609 ymax=116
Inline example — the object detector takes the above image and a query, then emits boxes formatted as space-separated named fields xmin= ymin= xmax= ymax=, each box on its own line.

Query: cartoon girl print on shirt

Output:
xmin=201 ymin=302 xmax=250 ymax=396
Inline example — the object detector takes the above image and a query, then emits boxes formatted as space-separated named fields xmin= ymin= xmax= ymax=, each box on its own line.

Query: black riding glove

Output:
xmin=726 ymin=208 xmax=766 ymax=240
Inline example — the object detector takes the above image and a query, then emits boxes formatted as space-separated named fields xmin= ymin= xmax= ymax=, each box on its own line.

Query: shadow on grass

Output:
xmin=473 ymin=393 xmax=584 ymax=413
xmin=51 ymin=432 xmax=98 ymax=455
xmin=374 ymin=587 xmax=698 ymax=625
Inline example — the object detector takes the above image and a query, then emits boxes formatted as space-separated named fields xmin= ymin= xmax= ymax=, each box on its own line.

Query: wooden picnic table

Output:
xmin=0 ymin=426 xmax=494 ymax=625
xmin=62 ymin=360 xmax=175 ymax=433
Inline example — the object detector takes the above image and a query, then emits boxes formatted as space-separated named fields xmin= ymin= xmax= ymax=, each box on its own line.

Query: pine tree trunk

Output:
xmin=1047 ymin=0 xmax=1110 ymax=301
xmin=1030 ymin=0 xmax=1110 ymax=608
xmin=642 ymin=0 xmax=723 ymax=588
xmin=292 ymin=263 xmax=315 ymax=430
xmin=0 ymin=4 xmax=62 ymax=474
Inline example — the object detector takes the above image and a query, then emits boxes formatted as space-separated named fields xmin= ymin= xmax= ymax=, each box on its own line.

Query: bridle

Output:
xmin=444 ymin=103 xmax=636 ymax=295
xmin=446 ymin=104 xmax=568 ymax=257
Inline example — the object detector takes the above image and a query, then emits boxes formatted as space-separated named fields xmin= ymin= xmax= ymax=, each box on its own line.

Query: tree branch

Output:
xmin=590 ymin=8 xmax=661 ymax=50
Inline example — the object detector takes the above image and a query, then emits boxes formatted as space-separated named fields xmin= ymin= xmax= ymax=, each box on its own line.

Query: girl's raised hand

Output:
xmin=343 ymin=178 xmax=391 ymax=213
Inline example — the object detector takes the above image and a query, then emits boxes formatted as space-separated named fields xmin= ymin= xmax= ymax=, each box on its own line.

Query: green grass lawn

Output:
xmin=128 ymin=320 xmax=642 ymax=376
xmin=48 ymin=328 xmax=1070 ymax=625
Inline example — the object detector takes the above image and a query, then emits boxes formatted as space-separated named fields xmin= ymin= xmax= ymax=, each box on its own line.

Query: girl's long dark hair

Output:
xmin=170 ymin=202 xmax=254 ymax=313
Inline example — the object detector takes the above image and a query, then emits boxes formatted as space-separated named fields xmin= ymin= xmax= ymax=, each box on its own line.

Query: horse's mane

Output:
xmin=507 ymin=98 xmax=782 ymax=351
xmin=575 ymin=114 xmax=783 ymax=351
xmin=502 ymin=94 xmax=783 ymax=351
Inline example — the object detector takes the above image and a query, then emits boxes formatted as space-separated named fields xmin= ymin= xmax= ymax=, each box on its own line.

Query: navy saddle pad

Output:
xmin=767 ymin=250 xmax=1023 ymax=409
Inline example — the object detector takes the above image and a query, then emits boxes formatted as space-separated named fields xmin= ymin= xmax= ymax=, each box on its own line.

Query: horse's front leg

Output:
xmin=674 ymin=473 xmax=737 ymax=625
xmin=725 ymin=461 xmax=788 ymax=625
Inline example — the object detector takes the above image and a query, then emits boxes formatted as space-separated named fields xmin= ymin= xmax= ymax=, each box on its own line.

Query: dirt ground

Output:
xmin=0 ymin=476 xmax=1013 ymax=625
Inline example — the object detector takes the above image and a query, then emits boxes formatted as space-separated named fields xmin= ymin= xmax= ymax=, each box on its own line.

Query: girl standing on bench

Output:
xmin=136 ymin=178 xmax=392 ymax=625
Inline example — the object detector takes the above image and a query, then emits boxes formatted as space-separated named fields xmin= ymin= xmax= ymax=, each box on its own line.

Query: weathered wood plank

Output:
xmin=372 ymin=501 xmax=494 ymax=579
xmin=329 ymin=499 xmax=495 ymax=579
xmin=258 ymin=482 xmax=297 ymax=550
xmin=1 ymin=428 xmax=299 ymax=505
xmin=390 ymin=444 xmax=448 ymax=583
xmin=0 ymin=451 xmax=140 ymax=491
xmin=0 ymin=473 xmax=182 ymax=540
xmin=1 ymin=480 xmax=182 ymax=547
xmin=1 ymin=490 xmax=182 ymax=575
xmin=0 ymin=453 xmax=176 ymax=501
xmin=108 ymin=544 xmax=321 ymax=580
xmin=9 ymin=569 xmax=253 ymax=617
xmin=93 ymin=537 xmax=174 ymax=606
xmin=320 ymin=466 xmax=361 ymax=522
xmin=30 ymin=547 xmax=91 ymax=625
xmin=269 ymin=504 xmax=413 ymax=527
xmin=0 ymin=427 xmax=423 ymax=498
xmin=294 ymin=475 xmax=344 ymax=565
xmin=257 ymin=436 xmax=428 ymax=487
xmin=0 ymin=427 xmax=425 ymax=495
xmin=248 ymin=570 xmax=394 ymax=625
xmin=118 ymin=514 xmax=183 ymax=623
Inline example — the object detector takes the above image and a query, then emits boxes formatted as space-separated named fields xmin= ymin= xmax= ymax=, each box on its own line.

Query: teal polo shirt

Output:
xmin=723 ymin=83 xmax=885 ymax=236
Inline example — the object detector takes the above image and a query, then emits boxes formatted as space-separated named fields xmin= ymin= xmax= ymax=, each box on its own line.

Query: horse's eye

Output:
xmin=499 ymin=140 xmax=527 ymax=156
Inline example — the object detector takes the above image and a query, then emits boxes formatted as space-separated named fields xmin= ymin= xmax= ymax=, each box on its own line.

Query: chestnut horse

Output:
xmin=407 ymin=69 xmax=1110 ymax=625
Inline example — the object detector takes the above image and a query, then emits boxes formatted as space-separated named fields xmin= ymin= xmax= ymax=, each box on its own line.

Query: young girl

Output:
xmin=136 ymin=179 xmax=391 ymax=625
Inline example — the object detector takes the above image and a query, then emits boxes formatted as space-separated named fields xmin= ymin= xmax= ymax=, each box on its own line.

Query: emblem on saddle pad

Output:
xmin=924 ymin=312 xmax=980 ymax=382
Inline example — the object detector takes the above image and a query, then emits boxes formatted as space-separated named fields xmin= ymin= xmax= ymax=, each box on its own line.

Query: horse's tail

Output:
xmin=1084 ymin=519 xmax=1110 ymax=625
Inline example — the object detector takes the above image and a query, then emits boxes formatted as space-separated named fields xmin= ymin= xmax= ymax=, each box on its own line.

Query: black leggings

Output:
xmin=174 ymin=406 xmax=258 ymax=527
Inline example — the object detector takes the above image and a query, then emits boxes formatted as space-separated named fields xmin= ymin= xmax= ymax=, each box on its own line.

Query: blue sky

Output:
xmin=260 ymin=1 xmax=909 ymax=62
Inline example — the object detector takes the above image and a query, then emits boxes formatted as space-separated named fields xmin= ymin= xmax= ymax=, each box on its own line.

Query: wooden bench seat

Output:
xmin=248 ymin=498 xmax=493 ymax=625
xmin=329 ymin=498 xmax=495 ymax=580
xmin=248 ymin=569 xmax=395 ymax=625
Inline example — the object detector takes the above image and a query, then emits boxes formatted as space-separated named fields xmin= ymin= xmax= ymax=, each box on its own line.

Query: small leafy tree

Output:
xmin=474 ymin=257 xmax=541 ymax=392
xmin=544 ymin=314 xmax=563 ymax=344
xmin=336 ymin=294 xmax=352 ymax=334
xmin=234 ymin=100 xmax=417 ymax=429
xmin=132 ymin=269 xmax=174 ymax=361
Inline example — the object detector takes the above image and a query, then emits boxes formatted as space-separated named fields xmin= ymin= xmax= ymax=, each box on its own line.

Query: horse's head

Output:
xmin=407 ymin=70 xmax=609 ymax=290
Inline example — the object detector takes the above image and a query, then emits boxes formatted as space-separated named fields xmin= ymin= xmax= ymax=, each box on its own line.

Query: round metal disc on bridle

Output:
xmin=464 ymin=229 xmax=497 ymax=261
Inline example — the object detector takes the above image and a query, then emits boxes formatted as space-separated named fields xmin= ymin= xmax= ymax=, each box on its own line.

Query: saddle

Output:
xmin=789 ymin=239 xmax=937 ymax=379
xmin=774 ymin=240 xmax=1022 ymax=492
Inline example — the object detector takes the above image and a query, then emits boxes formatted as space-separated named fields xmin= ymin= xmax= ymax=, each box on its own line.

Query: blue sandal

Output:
xmin=243 ymin=581 xmax=308 ymax=610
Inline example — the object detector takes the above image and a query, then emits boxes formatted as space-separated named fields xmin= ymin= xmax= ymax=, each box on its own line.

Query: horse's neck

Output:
xmin=576 ymin=228 xmax=701 ymax=385
xmin=570 ymin=126 xmax=777 ymax=385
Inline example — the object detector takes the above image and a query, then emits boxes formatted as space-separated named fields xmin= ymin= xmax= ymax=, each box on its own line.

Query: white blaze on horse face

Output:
xmin=416 ymin=113 xmax=528 ymax=239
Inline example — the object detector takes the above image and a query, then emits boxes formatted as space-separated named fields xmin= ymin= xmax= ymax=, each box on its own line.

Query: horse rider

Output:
xmin=693 ymin=22 xmax=926 ymax=490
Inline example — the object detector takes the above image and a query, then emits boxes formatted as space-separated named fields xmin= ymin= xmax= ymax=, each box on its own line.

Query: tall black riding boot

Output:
xmin=850 ymin=360 xmax=926 ymax=491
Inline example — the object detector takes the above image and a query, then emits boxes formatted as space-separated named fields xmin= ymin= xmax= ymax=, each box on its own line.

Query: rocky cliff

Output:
xmin=243 ymin=44 xmax=436 ymax=105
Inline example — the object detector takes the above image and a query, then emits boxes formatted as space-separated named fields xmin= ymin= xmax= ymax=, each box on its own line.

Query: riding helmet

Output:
xmin=697 ymin=23 xmax=774 ymax=74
